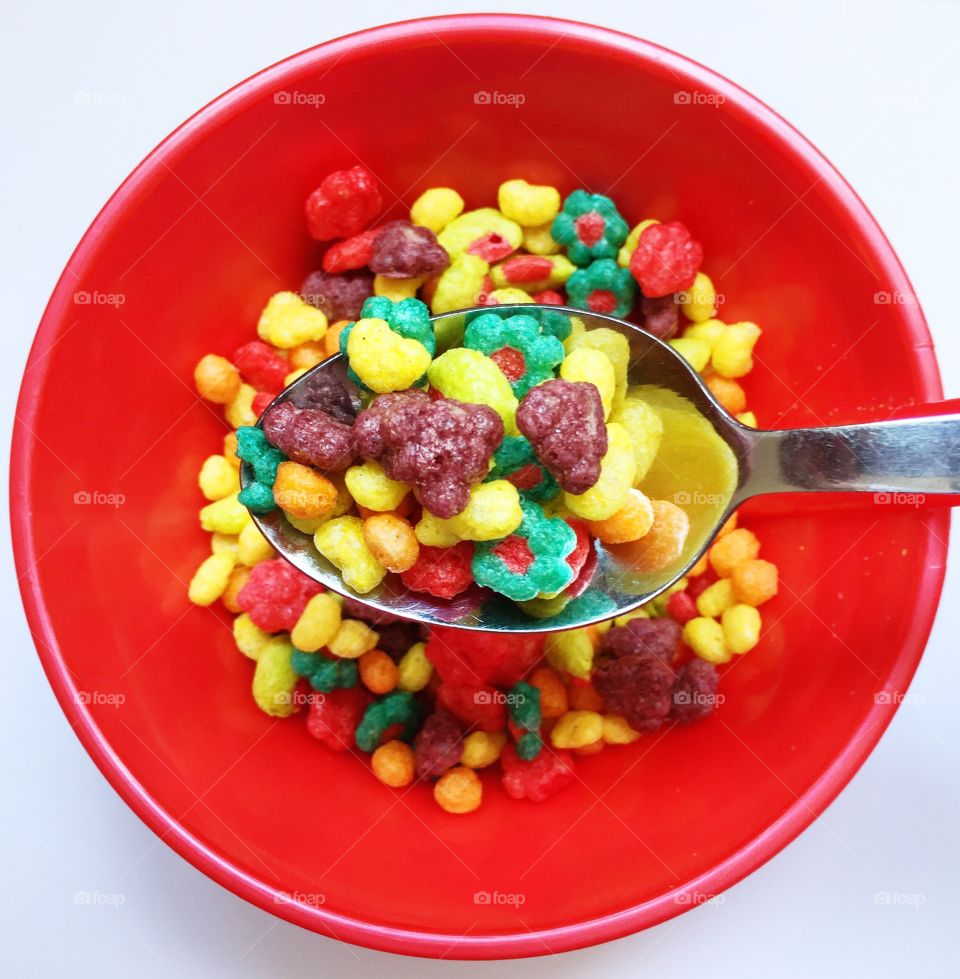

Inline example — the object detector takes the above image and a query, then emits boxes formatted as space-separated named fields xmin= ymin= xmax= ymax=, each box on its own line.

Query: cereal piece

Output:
xmin=371 ymin=740 xmax=416 ymax=787
xmin=301 ymin=269 xmax=374 ymax=322
xmin=516 ymin=378 xmax=607 ymax=494
xmin=438 ymin=208 xmax=522 ymax=260
xmin=551 ymin=710 xmax=604 ymax=749
xmin=427 ymin=347 xmax=518 ymax=433
xmin=485 ymin=435 xmax=559 ymax=503
xmin=344 ymin=460 xmax=410 ymax=512
xmin=464 ymin=311 xmax=565 ymax=398
xmin=669 ymin=336 xmax=711 ymax=373
xmin=498 ymin=179 xmax=561 ymax=227
xmin=721 ymin=604 xmax=761 ymax=654
xmin=619 ymin=499 xmax=690 ymax=574
xmin=225 ymin=383 xmax=257 ymax=429
xmin=329 ymin=619 xmax=379 ymax=659
xmin=522 ymin=221 xmax=562 ymax=256
xmin=320 ymin=226 xmax=382 ymax=274
xmin=359 ymin=649 xmax=399 ymax=694
xmin=221 ymin=564 xmax=251 ymax=613
xmin=566 ymin=258 xmax=636 ymax=317
xmin=345 ymin=317 xmax=432 ymax=393
xmin=355 ymin=690 xmax=420 ymax=752
xmin=261 ymin=402 xmax=356 ymax=472
xmin=640 ymin=295 xmax=680 ymax=339
xmin=709 ymin=528 xmax=760 ymax=577
xmin=323 ymin=320 xmax=349 ymax=357
xmin=544 ymin=628 xmax=595 ymax=679
xmin=426 ymin=627 xmax=544 ymax=688
xmin=235 ymin=559 xmax=323 ymax=632
xmin=567 ymin=677 xmax=606 ymax=711
xmin=565 ymin=327 xmax=630 ymax=408
xmin=369 ymin=220 xmax=449 ymax=279
xmin=703 ymin=373 xmax=746 ymax=415
xmin=414 ymin=510 xmax=462 ymax=547
xmin=233 ymin=612 xmax=270 ymax=660
xmin=290 ymin=593 xmax=342 ymax=651
xmin=194 ymin=354 xmax=241 ymax=404
xmin=353 ymin=390 xmax=504 ymax=518
xmin=200 ymin=493 xmax=251 ymax=534
xmin=602 ymin=617 xmax=680 ymax=662
xmin=356 ymin=295 xmax=436 ymax=355
xmin=288 ymin=372 xmax=358 ymax=425
xmin=305 ymin=165 xmax=382 ymax=240
xmin=237 ymin=522 xmax=274 ymax=566
xmin=712 ymin=322 xmax=762 ymax=378
xmin=410 ymin=187 xmax=465 ymax=234
xmin=272 ymin=461 xmax=338 ymax=521
xmin=629 ymin=221 xmax=703 ymax=297
xmin=314 ymin=516 xmax=387 ymax=594
xmin=430 ymin=252 xmax=489 ymax=314
xmin=593 ymin=649 xmax=674 ymax=731
xmin=551 ymin=190 xmax=629 ymax=266
xmin=617 ymin=218 xmax=658 ymax=267
xmin=609 ymin=398 xmax=664 ymax=484
xmin=308 ymin=686 xmax=372 ymax=751
xmin=251 ymin=637 xmax=298 ymax=717
xmin=362 ymin=514 xmax=419 ymax=573
xmin=669 ymin=659 xmax=720 ymax=722
xmin=223 ymin=431 xmax=241 ymax=468
xmin=210 ymin=532 xmax=238 ymax=556
xmin=508 ymin=681 xmax=541 ymax=744
xmin=415 ymin=709 xmax=462 ymax=778
xmin=400 ymin=542 xmax=475 ymax=599
xmin=257 ymin=291 xmax=328 ymax=349
xmin=678 ymin=272 xmax=717 ymax=323
xmin=683 ymin=617 xmax=731 ymax=664
xmin=293 ymin=651 xmax=358 ymax=693
xmin=695 ymin=578 xmax=736 ymax=618
xmin=587 ymin=488 xmax=654 ymax=543
xmin=434 ymin=766 xmax=482 ymax=813
xmin=529 ymin=665 xmax=568 ymax=718
xmin=564 ymin=422 xmax=636 ymax=521
xmin=437 ymin=480 xmax=523 ymax=542
xmin=188 ymin=552 xmax=235 ymax=606
xmin=437 ymin=682 xmax=506 ymax=731
xmin=489 ymin=254 xmax=574 ymax=294
xmin=373 ymin=274 xmax=426 ymax=302
xmin=559 ymin=347 xmax=616 ymax=418
xmin=199 ymin=455 xmax=240 ymax=501
xmin=396 ymin=641 xmax=433 ymax=691
xmin=737 ymin=411 xmax=758 ymax=428
xmin=730 ymin=558 xmax=778 ymax=606
xmin=460 ymin=730 xmax=506 ymax=768
xmin=602 ymin=714 xmax=642 ymax=744
xmin=683 ymin=318 xmax=726 ymax=351
xmin=500 ymin=744 xmax=576 ymax=802
xmin=666 ymin=589 xmax=698 ymax=625
xmin=233 ymin=340 xmax=289 ymax=394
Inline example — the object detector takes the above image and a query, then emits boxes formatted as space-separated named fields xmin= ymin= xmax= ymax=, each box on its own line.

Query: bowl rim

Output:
xmin=10 ymin=12 xmax=949 ymax=960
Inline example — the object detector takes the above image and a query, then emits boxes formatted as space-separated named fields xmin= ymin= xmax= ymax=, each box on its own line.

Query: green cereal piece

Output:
xmin=238 ymin=481 xmax=276 ymax=514
xmin=548 ymin=590 xmax=618 ymax=627
xmin=516 ymin=730 xmax=543 ymax=760
xmin=485 ymin=435 xmax=559 ymax=503
xmin=236 ymin=426 xmax=285 ymax=486
xmin=291 ymin=649 xmax=358 ymax=691
xmin=566 ymin=259 xmax=636 ymax=319
xmin=463 ymin=311 xmax=565 ymax=397
xmin=508 ymin=681 xmax=541 ymax=732
xmin=472 ymin=499 xmax=576 ymax=601
xmin=537 ymin=308 xmax=574 ymax=342
xmin=355 ymin=690 xmax=420 ymax=752
xmin=551 ymin=190 xmax=629 ymax=266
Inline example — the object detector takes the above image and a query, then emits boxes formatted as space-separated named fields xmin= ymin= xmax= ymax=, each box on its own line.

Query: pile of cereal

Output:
xmin=187 ymin=167 xmax=778 ymax=812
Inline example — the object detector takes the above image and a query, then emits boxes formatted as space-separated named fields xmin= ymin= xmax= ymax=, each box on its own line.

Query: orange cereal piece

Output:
xmin=687 ymin=552 xmax=709 ymax=577
xmin=730 ymin=558 xmax=779 ymax=606
xmin=323 ymin=319 xmax=350 ymax=358
xmin=529 ymin=665 xmax=569 ymax=719
xmin=573 ymin=739 xmax=605 ymax=757
xmin=716 ymin=512 xmax=738 ymax=539
xmin=272 ymin=461 xmax=338 ymax=521
xmin=586 ymin=488 xmax=655 ymax=544
xmin=371 ymin=739 xmax=415 ymax=787
xmin=704 ymin=373 xmax=747 ymax=415
xmin=362 ymin=514 xmax=419 ymax=574
xmin=613 ymin=499 xmax=690 ymax=574
xmin=359 ymin=649 xmax=399 ymax=695
xmin=709 ymin=527 xmax=760 ymax=577
xmin=223 ymin=431 xmax=241 ymax=469
xmin=434 ymin=766 xmax=482 ymax=813
xmin=289 ymin=340 xmax=326 ymax=370
xmin=194 ymin=354 xmax=241 ymax=404
xmin=567 ymin=678 xmax=605 ymax=712
xmin=221 ymin=564 xmax=251 ymax=613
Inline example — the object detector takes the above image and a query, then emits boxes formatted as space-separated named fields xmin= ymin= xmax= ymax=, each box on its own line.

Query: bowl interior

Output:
xmin=12 ymin=15 xmax=946 ymax=958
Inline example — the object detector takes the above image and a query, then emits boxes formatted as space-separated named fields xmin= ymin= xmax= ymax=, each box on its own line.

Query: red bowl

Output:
xmin=11 ymin=14 xmax=947 ymax=959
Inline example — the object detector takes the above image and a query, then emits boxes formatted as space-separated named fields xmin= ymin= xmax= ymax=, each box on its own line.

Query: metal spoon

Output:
xmin=241 ymin=304 xmax=960 ymax=633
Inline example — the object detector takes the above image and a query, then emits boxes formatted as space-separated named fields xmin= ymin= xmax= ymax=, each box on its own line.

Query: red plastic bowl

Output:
xmin=11 ymin=14 xmax=948 ymax=959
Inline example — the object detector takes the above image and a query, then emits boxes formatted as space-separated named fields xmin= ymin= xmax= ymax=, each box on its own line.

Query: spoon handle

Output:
xmin=735 ymin=399 xmax=960 ymax=504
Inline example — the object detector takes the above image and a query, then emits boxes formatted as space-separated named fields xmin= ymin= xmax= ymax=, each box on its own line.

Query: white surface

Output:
xmin=3 ymin=0 xmax=959 ymax=974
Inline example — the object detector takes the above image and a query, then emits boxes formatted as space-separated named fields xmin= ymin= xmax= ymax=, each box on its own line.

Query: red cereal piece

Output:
xmin=533 ymin=289 xmax=565 ymax=305
xmin=369 ymin=221 xmax=450 ymax=279
xmin=426 ymin=627 xmax=544 ymax=688
xmin=640 ymin=295 xmax=680 ymax=339
xmin=500 ymin=743 xmax=577 ymax=801
xmin=252 ymin=391 xmax=273 ymax=416
xmin=307 ymin=686 xmax=372 ymax=751
xmin=322 ymin=226 xmax=383 ymax=274
xmin=629 ymin=221 xmax=703 ymax=298
xmin=564 ymin=535 xmax=599 ymax=598
xmin=436 ymin=682 xmax=506 ymax=732
xmin=686 ymin=575 xmax=713 ymax=600
xmin=467 ymin=232 xmax=516 ymax=263
xmin=667 ymin=590 xmax=698 ymax=625
xmin=234 ymin=341 xmax=289 ymax=394
xmin=499 ymin=255 xmax=553 ymax=284
xmin=593 ymin=648 xmax=675 ymax=732
xmin=305 ymin=166 xmax=382 ymax=241
xmin=489 ymin=347 xmax=526 ymax=383
xmin=414 ymin=709 xmax=463 ymax=779
xmin=236 ymin=559 xmax=324 ymax=633
xmin=669 ymin=659 xmax=719 ymax=724
xmin=400 ymin=543 xmax=475 ymax=600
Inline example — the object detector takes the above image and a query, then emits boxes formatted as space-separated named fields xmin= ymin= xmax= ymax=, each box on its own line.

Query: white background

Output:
xmin=3 ymin=1 xmax=959 ymax=975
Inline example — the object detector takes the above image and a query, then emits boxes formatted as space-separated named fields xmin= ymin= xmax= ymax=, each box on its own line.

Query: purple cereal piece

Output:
xmin=261 ymin=401 xmax=356 ymax=472
xmin=289 ymin=372 xmax=359 ymax=424
xmin=669 ymin=659 xmax=720 ymax=724
xmin=301 ymin=269 xmax=373 ymax=322
xmin=640 ymin=295 xmax=680 ymax=340
xmin=593 ymin=650 xmax=675 ymax=732
xmin=369 ymin=220 xmax=450 ymax=279
xmin=602 ymin=618 xmax=681 ymax=663
xmin=414 ymin=709 xmax=462 ymax=780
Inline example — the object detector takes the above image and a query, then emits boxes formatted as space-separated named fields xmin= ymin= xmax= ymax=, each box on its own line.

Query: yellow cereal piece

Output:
xmin=233 ymin=612 xmax=270 ymax=661
xmin=200 ymin=493 xmax=251 ymax=534
xmin=194 ymin=354 xmax=241 ymax=404
xmin=314 ymin=516 xmax=387 ymax=593
xmin=683 ymin=318 xmax=726 ymax=353
xmin=283 ymin=367 xmax=307 ymax=387
xmin=695 ymin=578 xmax=736 ymax=618
xmin=210 ymin=532 xmax=238 ymax=556
xmin=430 ymin=252 xmax=489 ymax=315
xmin=237 ymin=521 xmax=275 ymax=566
xmin=225 ymin=383 xmax=257 ymax=428
xmin=328 ymin=618 xmax=379 ymax=659
xmin=223 ymin=431 xmax=241 ymax=469
xmin=550 ymin=710 xmax=604 ymax=749
xmin=434 ymin=766 xmax=482 ymax=813
xmin=410 ymin=187 xmax=464 ymax=234
xmin=346 ymin=317 xmax=431 ymax=393
xmin=427 ymin=347 xmax=519 ymax=433
xmin=722 ymin=603 xmax=761 ymax=654
xmin=287 ymin=514 xmax=323 ymax=534
xmin=188 ymin=552 xmax=235 ymax=606
xmin=344 ymin=460 xmax=410 ymax=512
xmin=712 ymin=322 xmax=762 ymax=379
xmin=415 ymin=510 xmax=462 ymax=547
xmin=544 ymin=628 xmax=594 ymax=679
xmin=257 ymin=291 xmax=328 ymax=349
xmin=498 ymin=179 xmax=562 ymax=226
xmin=565 ymin=327 xmax=630 ymax=409
xmin=487 ymin=287 xmax=534 ymax=305
xmin=371 ymin=740 xmax=416 ymax=787
xmin=609 ymin=398 xmax=664 ymax=484
xmin=602 ymin=714 xmax=642 ymax=745
xmin=678 ymin=272 xmax=717 ymax=323
xmin=683 ymin=617 xmax=732 ymax=664
xmin=560 ymin=347 xmax=616 ymax=418
xmin=374 ymin=273 xmax=427 ymax=302
xmin=612 ymin=609 xmax=650 ymax=627
xmin=290 ymin=593 xmax=342 ymax=652
xmin=564 ymin=422 xmax=637 ymax=521
xmin=437 ymin=208 xmax=522 ymax=257
xmin=251 ymin=636 xmax=298 ymax=717
xmin=437 ymin=481 xmax=522 ymax=541
xmin=669 ymin=336 xmax=711 ymax=373
xmin=396 ymin=641 xmax=434 ymax=692
xmin=617 ymin=218 xmax=658 ymax=267
xmin=522 ymin=221 xmax=562 ymax=256
xmin=460 ymin=730 xmax=507 ymax=768
xmin=737 ymin=411 xmax=758 ymax=428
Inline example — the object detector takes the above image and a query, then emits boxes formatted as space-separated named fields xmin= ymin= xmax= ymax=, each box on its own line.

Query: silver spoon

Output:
xmin=241 ymin=304 xmax=960 ymax=633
